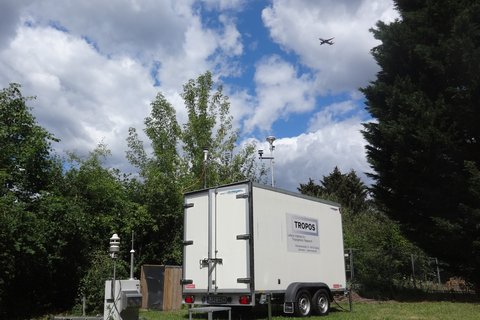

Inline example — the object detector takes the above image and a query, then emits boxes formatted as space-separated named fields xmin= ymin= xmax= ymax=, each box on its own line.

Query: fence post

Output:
xmin=435 ymin=257 xmax=441 ymax=284
xmin=82 ymin=295 xmax=86 ymax=316
xmin=411 ymin=254 xmax=416 ymax=288
xmin=349 ymin=248 xmax=354 ymax=282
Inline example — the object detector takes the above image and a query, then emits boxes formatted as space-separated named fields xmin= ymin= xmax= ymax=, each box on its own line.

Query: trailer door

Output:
xmin=183 ymin=192 xmax=210 ymax=291
xmin=212 ymin=184 xmax=251 ymax=292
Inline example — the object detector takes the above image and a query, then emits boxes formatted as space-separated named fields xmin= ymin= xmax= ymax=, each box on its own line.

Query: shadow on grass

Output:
xmin=186 ymin=302 xmax=352 ymax=320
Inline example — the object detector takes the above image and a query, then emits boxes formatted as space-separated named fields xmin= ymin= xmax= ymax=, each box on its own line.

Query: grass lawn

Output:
xmin=139 ymin=301 xmax=480 ymax=320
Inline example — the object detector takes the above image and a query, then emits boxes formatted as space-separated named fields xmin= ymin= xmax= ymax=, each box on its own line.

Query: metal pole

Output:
xmin=203 ymin=148 xmax=208 ymax=189
xmin=269 ymin=141 xmax=275 ymax=187
xmin=267 ymin=294 xmax=272 ymax=320
xmin=348 ymin=249 xmax=353 ymax=312
xmin=82 ymin=295 xmax=86 ymax=316
xmin=265 ymin=136 xmax=276 ymax=187
xmin=270 ymin=157 xmax=274 ymax=187
xmin=112 ymin=259 xmax=116 ymax=302
xmin=435 ymin=258 xmax=441 ymax=284
xmin=130 ymin=231 xmax=135 ymax=280
xmin=349 ymin=248 xmax=354 ymax=281
xmin=411 ymin=254 xmax=415 ymax=287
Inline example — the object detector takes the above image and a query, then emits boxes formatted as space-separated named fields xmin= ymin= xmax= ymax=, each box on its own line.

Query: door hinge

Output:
xmin=236 ymin=234 xmax=250 ymax=240
xmin=237 ymin=278 xmax=251 ymax=284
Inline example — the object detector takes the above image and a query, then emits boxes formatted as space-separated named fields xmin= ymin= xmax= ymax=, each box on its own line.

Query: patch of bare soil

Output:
xmin=335 ymin=291 xmax=377 ymax=303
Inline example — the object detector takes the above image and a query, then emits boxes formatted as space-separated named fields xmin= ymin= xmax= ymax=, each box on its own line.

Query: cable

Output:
xmin=106 ymin=280 xmax=124 ymax=320
xmin=332 ymin=289 xmax=352 ymax=313
xmin=106 ymin=280 xmax=115 ymax=320
xmin=113 ymin=280 xmax=123 ymax=320
xmin=332 ymin=296 xmax=350 ymax=312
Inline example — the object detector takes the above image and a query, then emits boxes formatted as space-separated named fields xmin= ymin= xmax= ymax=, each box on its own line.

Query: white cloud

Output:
xmin=257 ymin=119 xmax=371 ymax=191
xmin=308 ymin=100 xmax=364 ymax=132
xmin=202 ymin=0 xmax=246 ymax=11
xmin=262 ymin=0 xmax=398 ymax=94
xmin=23 ymin=0 xmax=192 ymax=59
xmin=244 ymin=55 xmax=315 ymax=132
xmin=0 ymin=0 xmax=29 ymax=49
xmin=218 ymin=14 xmax=243 ymax=57
xmin=227 ymin=88 xmax=256 ymax=132
xmin=16 ymin=1 xmax=243 ymax=93
xmin=0 ymin=25 xmax=156 ymax=170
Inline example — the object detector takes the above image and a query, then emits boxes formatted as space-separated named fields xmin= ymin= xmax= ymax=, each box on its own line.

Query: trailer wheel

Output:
xmin=312 ymin=289 xmax=330 ymax=316
xmin=294 ymin=290 xmax=312 ymax=317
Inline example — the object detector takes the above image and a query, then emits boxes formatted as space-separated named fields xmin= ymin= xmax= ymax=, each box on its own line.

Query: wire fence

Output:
xmin=344 ymin=249 xmax=477 ymax=298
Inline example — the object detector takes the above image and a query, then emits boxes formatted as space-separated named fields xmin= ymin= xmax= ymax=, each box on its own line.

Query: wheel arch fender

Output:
xmin=284 ymin=282 xmax=332 ymax=303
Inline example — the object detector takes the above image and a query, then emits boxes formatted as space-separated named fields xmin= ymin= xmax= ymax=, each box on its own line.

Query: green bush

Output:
xmin=343 ymin=209 xmax=428 ymax=298
xmin=75 ymin=251 xmax=128 ymax=315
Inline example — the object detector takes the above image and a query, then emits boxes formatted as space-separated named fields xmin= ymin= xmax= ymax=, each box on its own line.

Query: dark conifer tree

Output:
xmin=362 ymin=0 xmax=480 ymax=290
xmin=298 ymin=167 xmax=368 ymax=214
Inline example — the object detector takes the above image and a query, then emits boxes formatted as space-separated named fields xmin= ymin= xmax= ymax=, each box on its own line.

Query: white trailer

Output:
xmin=181 ymin=181 xmax=346 ymax=317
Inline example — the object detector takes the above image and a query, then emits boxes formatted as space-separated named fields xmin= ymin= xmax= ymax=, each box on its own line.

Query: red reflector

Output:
xmin=239 ymin=295 xmax=250 ymax=305
xmin=185 ymin=295 xmax=195 ymax=304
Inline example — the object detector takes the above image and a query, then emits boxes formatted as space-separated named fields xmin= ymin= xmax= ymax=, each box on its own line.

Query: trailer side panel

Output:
xmin=252 ymin=185 xmax=346 ymax=292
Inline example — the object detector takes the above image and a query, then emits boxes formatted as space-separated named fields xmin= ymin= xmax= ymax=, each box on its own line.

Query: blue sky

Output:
xmin=0 ymin=0 xmax=398 ymax=191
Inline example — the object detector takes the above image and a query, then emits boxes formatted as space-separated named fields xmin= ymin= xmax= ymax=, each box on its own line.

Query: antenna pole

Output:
xmin=129 ymin=231 xmax=135 ymax=280
xmin=258 ymin=136 xmax=276 ymax=187
xmin=269 ymin=142 xmax=275 ymax=187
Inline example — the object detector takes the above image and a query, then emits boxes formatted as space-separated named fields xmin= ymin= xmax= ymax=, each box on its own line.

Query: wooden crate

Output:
xmin=140 ymin=265 xmax=182 ymax=310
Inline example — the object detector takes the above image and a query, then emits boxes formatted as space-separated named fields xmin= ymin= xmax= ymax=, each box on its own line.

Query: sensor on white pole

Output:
xmin=258 ymin=136 xmax=276 ymax=187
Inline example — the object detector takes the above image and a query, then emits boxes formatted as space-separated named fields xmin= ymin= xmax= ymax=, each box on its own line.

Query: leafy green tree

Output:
xmin=0 ymin=83 xmax=89 ymax=318
xmin=361 ymin=0 xmax=480 ymax=290
xmin=0 ymin=84 xmax=153 ymax=317
xmin=64 ymin=145 xmax=150 ymax=242
xmin=180 ymin=72 xmax=258 ymax=187
xmin=0 ymin=83 xmax=59 ymax=199
xmin=127 ymin=92 xmax=185 ymax=265
xmin=0 ymin=83 xmax=69 ymax=319
xmin=62 ymin=145 xmax=152 ymax=313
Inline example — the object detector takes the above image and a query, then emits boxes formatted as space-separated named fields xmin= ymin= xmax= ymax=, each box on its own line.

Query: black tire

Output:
xmin=294 ymin=289 xmax=312 ymax=317
xmin=312 ymin=289 xmax=330 ymax=316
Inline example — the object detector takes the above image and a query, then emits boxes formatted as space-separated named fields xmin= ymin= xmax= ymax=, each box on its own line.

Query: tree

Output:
xmin=0 ymin=83 xmax=59 ymax=199
xmin=127 ymin=91 xmax=188 ymax=265
xmin=0 ymin=84 xmax=154 ymax=317
xmin=0 ymin=83 xmax=79 ymax=318
xmin=62 ymin=145 xmax=151 ymax=313
xmin=361 ymin=0 xmax=480 ymax=290
xmin=298 ymin=167 xmax=368 ymax=214
xmin=180 ymin=71 xmax=259 ymax=188
xmin=127 ymin=71 xmax=262 ymax=265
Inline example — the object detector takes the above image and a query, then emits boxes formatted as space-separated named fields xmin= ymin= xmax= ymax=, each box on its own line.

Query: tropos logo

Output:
xmin=286 ymin=213 xmax=320 ymax=254
xmin=292 ymin=216 xmax=318 ymax=236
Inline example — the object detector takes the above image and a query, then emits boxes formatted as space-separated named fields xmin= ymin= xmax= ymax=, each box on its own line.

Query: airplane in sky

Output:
xmin=319 ymin=37 xmax=334 ymax=45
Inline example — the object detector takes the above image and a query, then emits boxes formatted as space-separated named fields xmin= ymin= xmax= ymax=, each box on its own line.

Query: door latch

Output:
xmin=200 ymin=258 xmax=223 ymax=268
